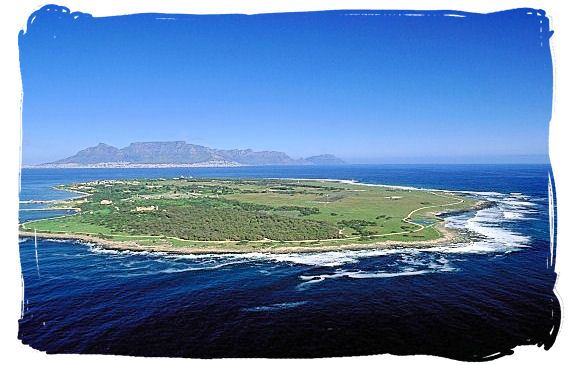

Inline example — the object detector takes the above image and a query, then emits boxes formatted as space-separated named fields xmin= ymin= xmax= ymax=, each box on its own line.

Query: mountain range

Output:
xmin=39 ymin=141 xmax=345 ymax=167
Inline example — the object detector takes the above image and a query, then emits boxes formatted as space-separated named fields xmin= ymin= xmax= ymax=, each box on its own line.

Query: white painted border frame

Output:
xmin=1 ymin=1 xmax=565 ymax=364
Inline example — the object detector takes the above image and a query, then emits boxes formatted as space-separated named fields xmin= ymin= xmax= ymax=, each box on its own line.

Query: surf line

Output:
xmin=34 ymin=229 xmax=40 ymax=278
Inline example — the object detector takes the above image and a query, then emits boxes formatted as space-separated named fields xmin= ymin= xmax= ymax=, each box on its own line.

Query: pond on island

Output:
xmin=411 ymin=219 xmax=436 ymax=225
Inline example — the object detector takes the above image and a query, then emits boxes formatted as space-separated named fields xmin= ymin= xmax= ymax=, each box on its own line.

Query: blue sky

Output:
xmin=19 ymin=6 xmax=553 ymax=164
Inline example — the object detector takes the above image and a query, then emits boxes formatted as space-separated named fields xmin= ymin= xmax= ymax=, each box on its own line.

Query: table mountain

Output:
xmin=41 ymin=141 xmax=345 ymax=167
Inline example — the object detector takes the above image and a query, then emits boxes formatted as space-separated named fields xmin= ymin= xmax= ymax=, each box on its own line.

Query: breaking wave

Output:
xmin=241 ymin=301 xmax=308 ymax=312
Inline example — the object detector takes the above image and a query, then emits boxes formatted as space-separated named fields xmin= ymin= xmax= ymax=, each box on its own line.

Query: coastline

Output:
xmin=19 ymin=223 xmax=464 ymax=254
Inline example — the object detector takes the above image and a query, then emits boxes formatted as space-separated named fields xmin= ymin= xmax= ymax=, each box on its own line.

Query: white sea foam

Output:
xmin=434 ymin=205 xmax=530 ymax=254
xmin=294 ymin=253 xmax=458 ymax=288
xmin=160 ymin=260 xmax=249 ymax=273
xmin=438 ymin=190 xmax=541 ymax=254
xmin=297 ymin=269 xmax=432 ymax=289
xmin=248 ymin=251 xmax=369 ymax=267
xmin=502 ymin=211 xmax=530 ymax=220
xmin=252 ymin=248 xmax=425 ymax=267
xmin=88 ymin=246 xmax=124 ymax=255
xmin=501 ymin=199 xmax=537 ymax=207
xmin=241 ymin=301 xmax=308 ymax=312
xmin=120 ymin=262 xmax=152 ymax=270
xmin=44 ymin=238 xmax=74 ymax=243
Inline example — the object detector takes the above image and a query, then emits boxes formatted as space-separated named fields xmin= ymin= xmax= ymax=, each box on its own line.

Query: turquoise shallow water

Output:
xmin=411 ymin=219 xmax=436 ymax=225
xmin=18 ymin=165 xmax=559 ymax=359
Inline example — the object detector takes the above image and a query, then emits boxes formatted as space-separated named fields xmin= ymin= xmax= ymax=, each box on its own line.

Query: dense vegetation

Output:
xmin=78 ymin=198 xmax=338 ymax=241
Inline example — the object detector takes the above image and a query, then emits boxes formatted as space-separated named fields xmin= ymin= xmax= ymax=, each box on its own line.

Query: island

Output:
xmin=19 ymin=178 xmax=487 ymax=253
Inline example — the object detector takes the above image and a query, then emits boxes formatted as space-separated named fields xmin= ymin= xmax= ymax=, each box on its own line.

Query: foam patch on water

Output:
xmin=241 ymin=301 xmax=308 ymax=312
xmin=294 ymin=252 xmax=458 ymax=289
xmin=239 ymin=250 xmax=393 ymax=267
xmin=466 ymin=208 xmax=529 ymax=243
xmin=502 ymin=211 xmax=527 ymax=220
xmin=297 ymin=268 xmax=442 ymax=289
xmin=301 ymin=269 xmax=429 ymax=281
xmin=160 ymin=260 xmax=251 ymax=273
xmin=430 ymin=193 xmax=536 ymax=254
xmin=192 ymin=251 xmax=450 ymax=277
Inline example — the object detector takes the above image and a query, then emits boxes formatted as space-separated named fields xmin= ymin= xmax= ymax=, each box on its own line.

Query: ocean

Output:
xmin=17 ymin=164 xmax=559 ymax=360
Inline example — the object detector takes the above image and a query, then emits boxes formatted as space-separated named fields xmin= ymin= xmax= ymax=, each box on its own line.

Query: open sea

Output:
xmin=17 ymin=165 xmax=560 ymax=360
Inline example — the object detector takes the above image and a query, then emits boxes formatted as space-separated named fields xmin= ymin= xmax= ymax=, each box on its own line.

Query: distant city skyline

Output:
xmin=19 ymin=6 xmax=553 ymax=165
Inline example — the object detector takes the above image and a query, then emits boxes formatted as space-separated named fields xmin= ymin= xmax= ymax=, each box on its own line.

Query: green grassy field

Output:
xmin=20 ymin=178 xmax=482 ymax=251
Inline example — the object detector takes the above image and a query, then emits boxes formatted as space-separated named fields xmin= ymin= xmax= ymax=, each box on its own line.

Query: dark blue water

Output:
xmin=18 ymin=165 xmax=559 ymax=360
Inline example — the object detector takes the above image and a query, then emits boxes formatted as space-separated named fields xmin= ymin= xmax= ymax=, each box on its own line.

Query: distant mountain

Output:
xmin=41 ymin=141 xmax=345 ymax=167
xmin=304 ymin=154 xmax=346 ymax=166
xmin=213 ymin=148 xmax=296 ymax=166
xmin=56 ymin=143 xmax=122 ymax=164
